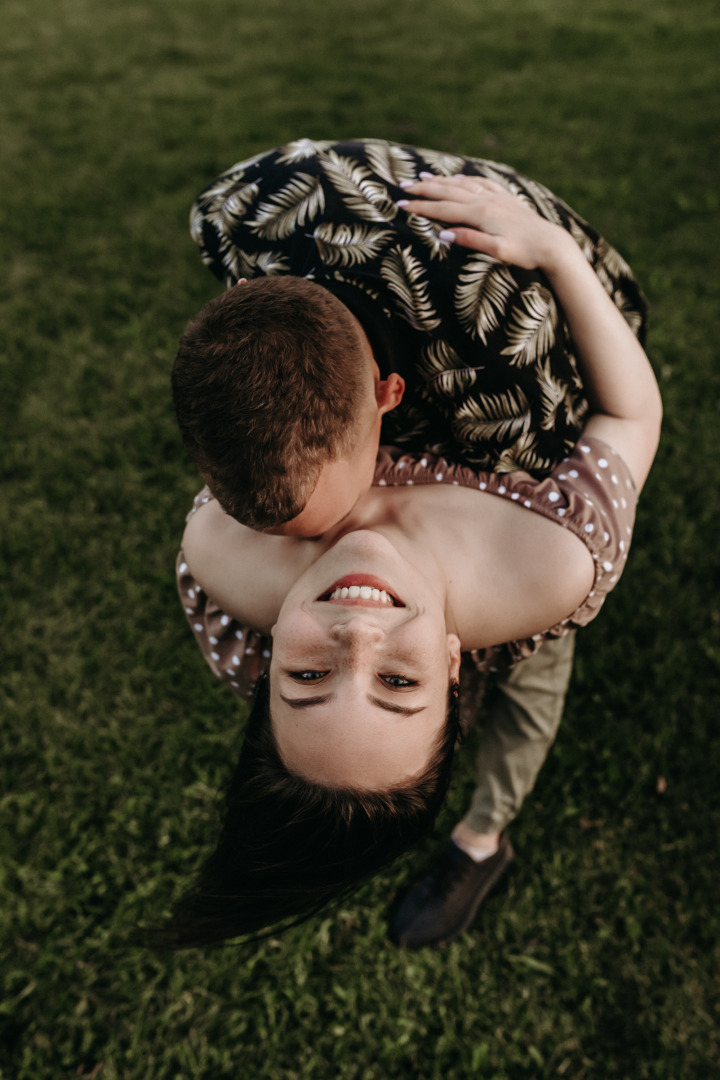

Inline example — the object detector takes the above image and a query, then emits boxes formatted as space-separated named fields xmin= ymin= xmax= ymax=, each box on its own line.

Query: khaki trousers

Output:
xmin=462 ymin=632 xmax=576 ymax=835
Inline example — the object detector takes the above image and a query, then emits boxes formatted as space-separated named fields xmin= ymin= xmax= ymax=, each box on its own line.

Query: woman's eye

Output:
xmin=381 ymin=674 xmax=418 ymax=689
xmin=290 ymin=671 xmax=329 ymax=682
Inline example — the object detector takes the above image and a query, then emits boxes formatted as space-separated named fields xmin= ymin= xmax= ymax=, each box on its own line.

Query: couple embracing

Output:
xmin=158 ymin=139 xmax=661 ymax=949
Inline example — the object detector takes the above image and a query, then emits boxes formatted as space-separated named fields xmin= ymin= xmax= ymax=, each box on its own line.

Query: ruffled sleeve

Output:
xmin=176 ymin=489 xmax=272 ymax=701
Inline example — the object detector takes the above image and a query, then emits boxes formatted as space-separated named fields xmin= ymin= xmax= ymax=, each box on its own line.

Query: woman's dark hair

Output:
xmin=151 ymin=673 xmax=462 ymax=949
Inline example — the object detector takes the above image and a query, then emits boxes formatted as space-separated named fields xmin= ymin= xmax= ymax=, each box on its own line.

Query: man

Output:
xmin=172 ymin=138 xmax=647 ymax=947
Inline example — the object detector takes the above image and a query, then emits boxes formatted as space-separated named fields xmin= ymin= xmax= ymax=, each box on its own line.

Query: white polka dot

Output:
xmin=378 ymin=478 xmax=387 ymax=486
xmin=580 ymin=444 xmax=591 ymax=452
xmin=619 ymin=541 xmax=625 ymax=551
xmin=556 ymin=508 xmax=566 ymax=516
xmin=435 ymin=473 xmax=443 ymax=481
xmin=548 ymin=491 xmax=560 ymax=503
xmin=558 ymin=474 xmax=567 ymax=480
xmin=611 ymin=475 xmax=618 ymax=484
xmin=209 ymin=636 xmax=218 ymax=645
xmin=263 ymin=649 xmax=271 ymax=658
xmin=479 ymin=482 xmax=487 ymax=490
xmin=498 ymin=485 xmax=506 ymax=494
xmin=235 ymin=630 xmax=244 ymax=640
xmin=201 ymin=496 xmax=209 ymax=504
xmin=584 ymin=523 xmax=594 ymax=533
xmin=595 ymin=474 xmax=603 ymax=481
xmin=225 ymin=669 xmax=234 ymax=676
xmin=185 ymin=607 xmax=193 ymax=615
xmin=603 ymin=561 xmax=613 ymax=572
xmin=621 ymin=498 xmax=627 ymax=508
xmin=398 ymin=461 xmax=406 ymax=469
xmin=511 ymin=492 xmax=519 ymax=500
xmin=569 ymin=470 xmax=579 ymax=478
xmin=612 ymin=499 xmax=619 ymax=509
xmin=231 ymin=681 xmax=239 ymax=688
xmin=245 ymin=647 xmax=253 ymax=655
xmin=588 ymin=590 xmax=595 ymax=598
xmin=420 ymin=458 xmax=428 ymax=467
xmin=232 ymin=655 xmax=240 ymax=666
xmin=598 ymin=458 xmax=608 ymax=468
xmin=626 ymin=526 xmax=632 ymax=535
xmin=604 ymin=532 xmax=610 ymax=542
xmin=406 ymin=479 xmax=414 ymax=486
xmin=187 ymin=589 xmax=195 ymax=599
xmin=524 ymin=500 xmax=532 ymax=508
xmin=211 ymin=652 xmax=220 ymax=661
xmin=179 ymin=562 xmax=187 ymax=574
xmin=453 ymin=480 xmax=459 ymax=486
xmin=194 ymin=623 xmax=203 ymax=632
xmin=220 ymin=615 xmax=230 ymax=626
xmin=610 ymin=575 xmax=618 ymax=584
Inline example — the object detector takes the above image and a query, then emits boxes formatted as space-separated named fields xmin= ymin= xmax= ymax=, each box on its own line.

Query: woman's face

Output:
xmin=269 ymin=531 xmax=461 ymax=790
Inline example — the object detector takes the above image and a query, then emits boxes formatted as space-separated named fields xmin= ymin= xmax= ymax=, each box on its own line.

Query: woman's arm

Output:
xmin=397 ymin=175 xmax=662 ymax=492
xmin=181 ymin=497 xmax=298 ymax=633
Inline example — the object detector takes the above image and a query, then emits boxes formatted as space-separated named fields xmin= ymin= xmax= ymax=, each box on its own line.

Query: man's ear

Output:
xmin=375 ymin=373 xmax=405 ymax=416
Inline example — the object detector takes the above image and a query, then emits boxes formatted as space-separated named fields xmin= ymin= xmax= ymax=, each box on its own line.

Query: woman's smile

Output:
xmin=318 ymin=573 xmax=405 ymax=608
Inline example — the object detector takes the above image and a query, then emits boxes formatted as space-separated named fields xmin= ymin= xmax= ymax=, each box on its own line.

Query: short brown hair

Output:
xmin=172 ymin=277 xmax=368 ymax=528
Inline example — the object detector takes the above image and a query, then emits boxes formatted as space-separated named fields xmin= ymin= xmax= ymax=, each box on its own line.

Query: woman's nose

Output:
xmin=329 ymin=617 xmax=383 ymax=646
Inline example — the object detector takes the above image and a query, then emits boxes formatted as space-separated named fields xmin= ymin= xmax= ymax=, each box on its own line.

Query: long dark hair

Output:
xmin=151 ymin=673 xmax=462 ymax=948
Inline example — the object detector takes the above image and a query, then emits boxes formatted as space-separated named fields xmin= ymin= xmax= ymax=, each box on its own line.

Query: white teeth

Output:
xmin=327 ymin=585 xmax=394 ymax=604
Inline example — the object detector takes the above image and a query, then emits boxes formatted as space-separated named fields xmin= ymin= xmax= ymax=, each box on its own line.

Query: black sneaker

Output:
xmin=389 ymin=833 xmax=515 ymax=948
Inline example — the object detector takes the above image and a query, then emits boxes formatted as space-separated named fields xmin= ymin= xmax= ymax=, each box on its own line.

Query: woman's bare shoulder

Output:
xmin=448 ymin=495 xmax=596 ymax=647
xmin=181 ymin=499 xmax=296 ymax=630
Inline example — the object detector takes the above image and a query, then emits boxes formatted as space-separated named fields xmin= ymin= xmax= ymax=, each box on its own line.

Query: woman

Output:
xmin=160 ymin=177 xmax=661 ymax=947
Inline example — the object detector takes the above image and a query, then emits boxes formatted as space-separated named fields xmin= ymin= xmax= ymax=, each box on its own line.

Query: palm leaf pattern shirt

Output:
xmin=190 ymin=137 xmax=648 ymax=475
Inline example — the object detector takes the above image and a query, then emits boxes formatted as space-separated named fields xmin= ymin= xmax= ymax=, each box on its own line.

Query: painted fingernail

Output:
xmin=396 ymin=199 xmax=409 ymax=208
xmin=418 ymin=171 xmax=435 ymax=179
xmin=398 ymin=180 xmax=415 ymax=189
xmin=439 ymin=230 xmax=456 ymax=243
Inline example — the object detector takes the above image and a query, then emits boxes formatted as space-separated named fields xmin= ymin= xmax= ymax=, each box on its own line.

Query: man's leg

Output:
xmin=390 ymin=633 xmax=576 ymax=948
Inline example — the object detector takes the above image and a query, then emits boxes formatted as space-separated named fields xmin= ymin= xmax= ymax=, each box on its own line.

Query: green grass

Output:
xmin=2 ymin=0 xmax=719 ymax=1076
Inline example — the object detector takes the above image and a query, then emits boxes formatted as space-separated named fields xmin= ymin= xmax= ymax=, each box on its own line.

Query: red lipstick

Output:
xmin=318 ymin=574 xmax=404 ymax=606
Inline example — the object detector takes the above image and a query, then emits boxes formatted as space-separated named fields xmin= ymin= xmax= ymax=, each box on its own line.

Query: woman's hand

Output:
xmin=397 ymin=174 xmax=575 ymax=271
xmin=399 ymin=173 xmax=662 ymax=494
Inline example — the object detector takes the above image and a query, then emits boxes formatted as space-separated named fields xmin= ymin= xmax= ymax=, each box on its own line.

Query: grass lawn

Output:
xmin=1 ymin=0 xmax=719 ymax=1076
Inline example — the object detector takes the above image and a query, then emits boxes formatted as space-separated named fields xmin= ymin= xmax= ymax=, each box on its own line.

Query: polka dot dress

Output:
xmin=177 ymin=490 xmax=273 ymax=698
xmin=177 ymin=436 xmax=637 ymax=698
xmin=375 ymin=436 xmax=637 ymax=672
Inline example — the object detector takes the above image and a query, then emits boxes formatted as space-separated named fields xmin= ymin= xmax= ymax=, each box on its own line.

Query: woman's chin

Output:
xmin=329 ymin=528 xmax=399 ymax=558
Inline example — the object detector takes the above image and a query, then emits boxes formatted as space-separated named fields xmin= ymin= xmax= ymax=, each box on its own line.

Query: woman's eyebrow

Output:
xmin=367 ymin=696 xmax=427 ymax=717
xmin=280 ymin=693 xmax=334 ymax=709
xmin=278 ymin=693 xmax=426 ymax=717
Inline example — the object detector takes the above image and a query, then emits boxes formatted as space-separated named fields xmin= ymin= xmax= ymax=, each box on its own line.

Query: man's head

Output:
xmin=172 ymin=277 xmax=404 ymax=534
